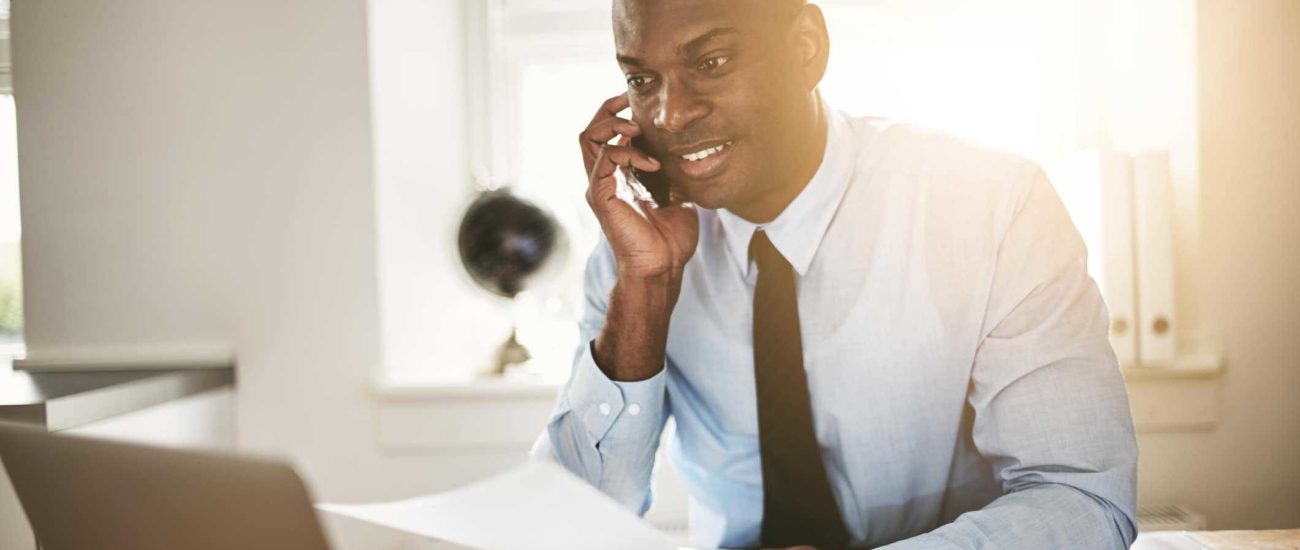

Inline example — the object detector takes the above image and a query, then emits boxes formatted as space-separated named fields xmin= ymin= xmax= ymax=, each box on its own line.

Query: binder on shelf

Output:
xmin=1098 ymin=151 xmax=1138 ymax=367
xmin=1133 ymin=151 xmax=1178 ymax=366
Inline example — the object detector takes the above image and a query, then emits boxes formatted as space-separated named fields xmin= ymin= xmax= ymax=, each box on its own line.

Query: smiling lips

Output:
xmin=674 ymin=140 xmax=737 ymax=180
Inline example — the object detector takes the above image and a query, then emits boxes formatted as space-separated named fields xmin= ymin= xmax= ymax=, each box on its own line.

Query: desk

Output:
xmin=322 ymin=524 xmax=1300 ymax=550
xmin=0 ymin=364 xmax=235 ymax=550
xmin=1135 ymin=529 xmax=1300 ymax=549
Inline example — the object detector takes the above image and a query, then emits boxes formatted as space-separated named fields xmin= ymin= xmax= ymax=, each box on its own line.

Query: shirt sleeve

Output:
xmin=881 ymin=161 xmax=1139 ymax=549
xmin=528 ymin=235 xmax=671 ymax=516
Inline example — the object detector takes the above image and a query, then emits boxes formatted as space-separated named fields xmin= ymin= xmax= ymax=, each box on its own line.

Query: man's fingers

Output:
xmin=587 ymin=145 xmax=661 ymax=218
xmin=588 ymin=92 xmax=630 ymax=126
xmin=585 ymin=145 xmax=622 ymax=211
xmin=580 ymin=117 xmax=642 ymax=163
xmin=580 ymin=92 xmax=636 ymax=174
xmin=591 ymin=144 xmax=661 ymax=180
xmin=583 ymin=116 xmax=641 ymax=144
xmin=585 ymin=157 xmax=639 ymax=224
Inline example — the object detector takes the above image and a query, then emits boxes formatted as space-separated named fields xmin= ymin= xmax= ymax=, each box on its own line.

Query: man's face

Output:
xmin=613 ymin=0 xmax=812 ymax=211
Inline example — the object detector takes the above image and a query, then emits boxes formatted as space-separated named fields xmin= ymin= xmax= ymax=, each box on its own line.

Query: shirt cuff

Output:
xmin=565 ymin=340 xmax=668 ymax=442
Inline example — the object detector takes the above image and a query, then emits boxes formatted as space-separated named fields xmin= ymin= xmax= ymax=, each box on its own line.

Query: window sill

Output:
xmin=373 ymin=352 xmax=1226 ymax=397
xmin=1122 ymin=353 xmax=1226 ymax=433
xmin=372 ymin=376 xmax=562 ymax=402
xmin=1122 ymin=353 xmax=1224 ymax=381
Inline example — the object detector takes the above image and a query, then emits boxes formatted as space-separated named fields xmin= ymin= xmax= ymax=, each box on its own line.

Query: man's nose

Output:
xmin=653 ymin=79 xmax=710 ymax=133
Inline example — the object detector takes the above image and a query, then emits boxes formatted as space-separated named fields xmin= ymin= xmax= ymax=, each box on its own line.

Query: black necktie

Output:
xmin=751 ymin=230 xmax=850 ymax=549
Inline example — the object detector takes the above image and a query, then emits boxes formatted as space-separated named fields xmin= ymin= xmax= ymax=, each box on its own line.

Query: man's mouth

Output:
xmin=680 ymin=141 xmax=732 ymax=161
xmin=672 ymin=139 xmax=737 ymax=180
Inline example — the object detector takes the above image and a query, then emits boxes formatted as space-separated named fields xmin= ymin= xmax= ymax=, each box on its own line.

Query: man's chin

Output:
xmin=674 ymin=179 xmax=740 ymax=211
xmin=676 ymin=189 xmax=725 ymax=211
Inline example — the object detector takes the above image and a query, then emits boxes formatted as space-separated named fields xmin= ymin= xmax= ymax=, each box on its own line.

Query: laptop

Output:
xmin=0 ymin=421 xmax=333 ymax=550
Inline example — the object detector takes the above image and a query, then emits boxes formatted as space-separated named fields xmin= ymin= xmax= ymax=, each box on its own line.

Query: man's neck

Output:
xmin=727 ymin=97 xmax=829 ymax=225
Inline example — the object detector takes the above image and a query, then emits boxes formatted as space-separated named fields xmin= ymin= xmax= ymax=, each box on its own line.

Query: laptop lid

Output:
xmin=0 ymin=421 xmax=332 ymax=550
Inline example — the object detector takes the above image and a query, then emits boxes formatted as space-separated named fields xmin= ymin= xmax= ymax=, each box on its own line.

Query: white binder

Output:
xmin=1133 ymin=151 xmax=1178 ymax=366
xmin=1097 ymin=151 xmax=1138 ymax=367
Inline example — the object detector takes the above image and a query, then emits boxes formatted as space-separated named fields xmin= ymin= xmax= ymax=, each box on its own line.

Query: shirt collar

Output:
xmin=717 ymin=105 xmax=856 ymax=278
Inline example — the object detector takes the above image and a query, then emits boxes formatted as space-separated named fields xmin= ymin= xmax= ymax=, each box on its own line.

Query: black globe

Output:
xmin=457 ymin=190 xmax=562 ymax=299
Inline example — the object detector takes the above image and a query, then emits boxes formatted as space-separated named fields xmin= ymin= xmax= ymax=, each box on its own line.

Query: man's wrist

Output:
xmin=615 ymin=271 xmax=680 ymax=300
xmin=593 ymin=339 xmax=665 ymax=382
xmin=615 ymin=266 xmax=684 ymax=289
xmin=593 ymin=275 xmax=680 ymax=382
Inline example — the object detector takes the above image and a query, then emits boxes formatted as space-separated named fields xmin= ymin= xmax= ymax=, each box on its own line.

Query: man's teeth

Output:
xmin=681 ymin=142 xmax=733 ymax=162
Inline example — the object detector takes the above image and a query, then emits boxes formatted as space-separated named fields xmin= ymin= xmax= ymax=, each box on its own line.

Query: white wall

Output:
xmin=14 ymin=0 xmax=378 ymax=490
xmin=11 ymin=0 xmax=530 ymax=514
xmin=1133 ymin=0 xmax=1300 ymax=529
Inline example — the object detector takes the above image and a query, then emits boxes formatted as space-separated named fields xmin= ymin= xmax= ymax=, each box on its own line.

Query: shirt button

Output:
xmin=627 ymin=403 xmax=642 ymax=416
xmin=598 ymin=403 xmax=612 ymax=416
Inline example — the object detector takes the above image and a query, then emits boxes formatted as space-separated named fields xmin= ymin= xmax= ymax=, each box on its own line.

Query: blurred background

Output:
xmin=0 ymin=0 xmax=1296 ymax=548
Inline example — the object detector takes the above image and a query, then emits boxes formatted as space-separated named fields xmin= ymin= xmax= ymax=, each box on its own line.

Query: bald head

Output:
xmin=614 ymin=0 xmax=807 ymax=33
xmin=615 ymin=0 xmax=806 ymax=13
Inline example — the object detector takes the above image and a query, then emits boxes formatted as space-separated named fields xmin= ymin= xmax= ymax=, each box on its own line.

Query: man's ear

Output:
xmin=791 ymin=4 xmax=830 ymax=91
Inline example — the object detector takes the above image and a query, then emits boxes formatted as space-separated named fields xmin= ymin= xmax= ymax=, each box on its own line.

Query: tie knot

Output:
xmin=749 ymin=230 xmax=788 ymax=271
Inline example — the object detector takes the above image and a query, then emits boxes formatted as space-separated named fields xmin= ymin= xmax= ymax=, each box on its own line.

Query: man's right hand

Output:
xmin=579 ymin=93 xmax=699 ymax=381
xmin=580 ymin=93 xmax=699 ymax=281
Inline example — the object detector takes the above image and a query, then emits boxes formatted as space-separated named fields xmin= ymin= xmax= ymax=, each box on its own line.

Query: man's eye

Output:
xmin=697 ymin=56 xmax=730 ymax=72
xmin=626 ymin=75 xmax=654 ymax=89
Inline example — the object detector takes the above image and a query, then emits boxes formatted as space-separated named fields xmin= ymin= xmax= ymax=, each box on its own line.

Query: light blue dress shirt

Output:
xmin=534 ymin=107 xmax=1138 ymax=549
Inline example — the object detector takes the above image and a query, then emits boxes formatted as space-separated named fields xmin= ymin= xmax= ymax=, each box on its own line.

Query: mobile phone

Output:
xmin=629 ymin=136 xmax=672 ymax=207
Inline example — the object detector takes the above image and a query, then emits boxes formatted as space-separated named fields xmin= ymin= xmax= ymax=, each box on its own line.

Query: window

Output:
xmin=469 ymin=0 xmax=1199 ymax=376
xmin=0 ymin=2 xmax=24 ymax=356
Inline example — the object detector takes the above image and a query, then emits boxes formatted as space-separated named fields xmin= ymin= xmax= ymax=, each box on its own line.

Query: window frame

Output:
xmin=0 ymin=7 xmax=25 ymax=354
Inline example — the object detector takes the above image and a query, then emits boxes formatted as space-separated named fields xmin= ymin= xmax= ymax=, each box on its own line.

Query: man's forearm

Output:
xmin=593 ymin=274 xmax=681 ymax=381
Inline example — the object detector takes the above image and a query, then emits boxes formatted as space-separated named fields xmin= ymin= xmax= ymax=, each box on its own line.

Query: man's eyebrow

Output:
xmin=616 ymin=27 xmax=740 ymax=67
xmin=679 ymin=27 xmax=739 ymax=56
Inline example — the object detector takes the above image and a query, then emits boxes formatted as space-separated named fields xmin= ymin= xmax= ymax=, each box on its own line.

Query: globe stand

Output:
xmin=486 ymin=326 xmax=531 ymax=377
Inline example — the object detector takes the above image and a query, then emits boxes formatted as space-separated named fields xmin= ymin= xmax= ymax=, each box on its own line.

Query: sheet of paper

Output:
xmin=317 ymin=460 xmax=680 ymax=550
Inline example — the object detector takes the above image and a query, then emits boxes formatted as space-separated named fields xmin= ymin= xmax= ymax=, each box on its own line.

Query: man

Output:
xmin=532 ymin=0 xmax=1139 ymax=548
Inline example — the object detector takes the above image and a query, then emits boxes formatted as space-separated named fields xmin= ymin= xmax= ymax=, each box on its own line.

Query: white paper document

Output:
xmin=317 ymin=461 xmax=680 ymax=550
